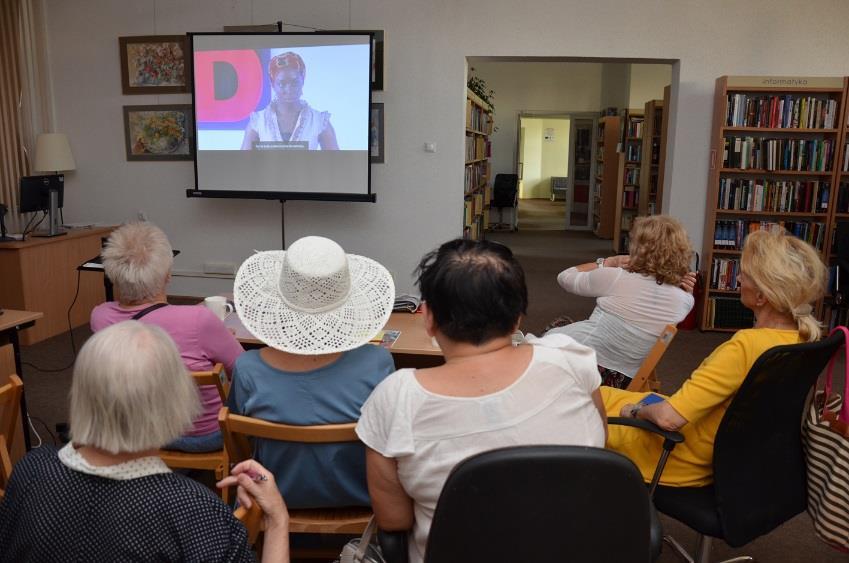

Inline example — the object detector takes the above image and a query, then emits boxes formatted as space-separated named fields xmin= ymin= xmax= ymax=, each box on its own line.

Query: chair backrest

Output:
xmin=492 ymin=174 xmax=518 ymax=208
xmin=218 ymin=407 xmax=359 ymax=465
xmin=234 ymin=499 xmax=264 ymax=545
xmin=0 ymin=374 xmax=23 ymax=490
xmin=424 ymin=445 xmax=653 ymax=563
xmin=712 ymin=331 xmax=844 ymax=547
xmin=626 ymin=324 xmax=677 ymax=392
xmin=192 ymin=363 xmax=228 ymax=401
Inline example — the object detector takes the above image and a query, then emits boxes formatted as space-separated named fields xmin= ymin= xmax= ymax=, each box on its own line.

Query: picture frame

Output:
xmin=119 ymin=35 xmax=190 ymax=94
xmin=123 ymin=104 xmax=194 ymax=161
xmin=370 ymin=102 xmax=385 ymax=163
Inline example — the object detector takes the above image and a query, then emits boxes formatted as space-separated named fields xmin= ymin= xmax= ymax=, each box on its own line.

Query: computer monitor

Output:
xmin=20 ymin=174 xmax=64 ymax=213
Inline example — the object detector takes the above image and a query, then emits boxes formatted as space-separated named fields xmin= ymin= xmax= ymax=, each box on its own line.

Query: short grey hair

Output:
xmin=70 ymin=321 xmax=200 ymax=453
xmin=102 ymin=222 xmax=174 ymax=303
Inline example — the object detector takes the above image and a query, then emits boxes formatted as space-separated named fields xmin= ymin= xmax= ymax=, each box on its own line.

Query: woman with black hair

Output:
xmin=356 ymin=238 xmax=606 ymax=563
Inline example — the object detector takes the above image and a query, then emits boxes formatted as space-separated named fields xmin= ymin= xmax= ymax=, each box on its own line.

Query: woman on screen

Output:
xmin=240 ymin=52 xmax=339 ymax=151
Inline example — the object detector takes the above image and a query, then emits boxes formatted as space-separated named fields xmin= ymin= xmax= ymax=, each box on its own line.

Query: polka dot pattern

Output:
xmin=0 ymin=446 xmax=254 ymax=562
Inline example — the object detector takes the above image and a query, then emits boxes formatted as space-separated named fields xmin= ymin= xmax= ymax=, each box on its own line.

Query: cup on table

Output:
xmin=204 ymin=295 xmax=234 ymax=321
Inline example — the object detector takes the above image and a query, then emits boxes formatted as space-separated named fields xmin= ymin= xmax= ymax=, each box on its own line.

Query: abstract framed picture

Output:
xmin=123 ymin=105 xmax=194 ymax=161
xmin=119 ymin=35 xmax=189 ymax=94
xmin=370 ymin=102 xmax=384 ymax=163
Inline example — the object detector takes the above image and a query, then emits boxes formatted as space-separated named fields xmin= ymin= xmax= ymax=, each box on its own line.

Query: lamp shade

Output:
xmin=34 ymin=133 xmax=76 ymax=172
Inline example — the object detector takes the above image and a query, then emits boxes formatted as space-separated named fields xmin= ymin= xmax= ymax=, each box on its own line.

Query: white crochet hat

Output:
xmin=234 ymin=236 xmax=395 ymax=354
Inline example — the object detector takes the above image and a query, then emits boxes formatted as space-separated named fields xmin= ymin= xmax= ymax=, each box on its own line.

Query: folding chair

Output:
xmin=627 ymin=324 xmax=677 ymax=392
xmin=158 ymin=363 xmax=230 ymax=504
xmin=219 ymin=406 xmax=371 ymax=560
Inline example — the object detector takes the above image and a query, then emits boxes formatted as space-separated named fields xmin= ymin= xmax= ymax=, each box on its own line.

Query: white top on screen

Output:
xmin=192 ymin=33 xmax=371 ymax=197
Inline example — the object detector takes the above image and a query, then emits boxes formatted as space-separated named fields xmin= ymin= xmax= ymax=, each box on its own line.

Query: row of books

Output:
xmin=464 ymin=161 xmax=488 ymax=194
xmin=844 ymin=143 xmax=849 ymax=172
xmin=723 ymin=136 xmax=835 ymax=171
xmin=627 ymin=119 xmax=644 ymax=138
xmin=466 ymin=101 xmax=492 ymax=133
xmin=464 ymin=136 xmax=490 ymax=162
xmin=704 ymin=296 xmax=755 ymax=329
xmin=716 ymin=178 xmax=830 ymax=213
xmin=713 ymin=219 xmax=826 ymax=251
xmin=624 ymin=167 xmax=639 ymax=185
xmin=725 ymin=94 xmax=839 ymax=130
xmin=834 ymin=183 xmax=849 ymax=213
xmin=621 ymin=186 xmax=639 ymax=209
xmin=463 ymin=192 xmax=485 ymax=226
xmin=709 ymin=258 xmax=740 ymax=291
xmin=625 ymin=144 xmax=641 ymax=162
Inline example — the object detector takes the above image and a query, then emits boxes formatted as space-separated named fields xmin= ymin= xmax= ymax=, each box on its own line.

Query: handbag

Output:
xmin=802 ymin=325 xmax=849 ymax=552
xmin=335 ymin=517 xmax=387 ymax=563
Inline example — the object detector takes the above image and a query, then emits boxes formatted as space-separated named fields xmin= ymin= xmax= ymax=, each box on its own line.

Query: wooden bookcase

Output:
xmin=639 ymin=98 xmax=666 ymax=216
xmin=464 ymin=88 xmax=492 ymax=240
xmin=613 ymin=110 xmax=644 ymax=253
xmin=825 ymin=77 xmax=849 ymax=329
xmin=698 ymin=75 xmax=849 ymax=331
xmin=593 ymin=115 xmax=621 ymax=240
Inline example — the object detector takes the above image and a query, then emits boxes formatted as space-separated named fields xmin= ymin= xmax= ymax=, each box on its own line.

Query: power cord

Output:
xmin=22 ymin=269 xmax=81 ymax=373
xmin=27 ymin=415 xmax=59 ymax=448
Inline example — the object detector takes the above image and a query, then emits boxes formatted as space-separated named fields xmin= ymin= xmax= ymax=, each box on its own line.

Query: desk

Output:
xmin=0 ymin=309 xmax=44 ymax=452
xmin=225 ymin=311 xmax=443 ymax=368
xmin=0 ymin=227 xmax=113 ymax=344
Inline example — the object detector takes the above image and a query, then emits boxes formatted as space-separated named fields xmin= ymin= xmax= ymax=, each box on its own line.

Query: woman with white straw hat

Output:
xmin=228 ymin=236 xmax=396 ymax=508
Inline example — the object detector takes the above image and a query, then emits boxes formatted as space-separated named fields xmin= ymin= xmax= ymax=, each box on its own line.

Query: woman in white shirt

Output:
xmin=356 ymin=239 xmax=606 ymax=563
xmin=548 ymin=215 xmax=695 ymax=388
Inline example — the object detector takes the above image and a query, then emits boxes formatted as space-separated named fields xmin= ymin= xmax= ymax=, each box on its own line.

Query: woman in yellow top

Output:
xmin=603 ymin=229 xmax=826 ymax=487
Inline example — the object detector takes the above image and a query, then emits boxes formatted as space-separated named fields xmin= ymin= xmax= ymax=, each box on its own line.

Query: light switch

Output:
xmin=424 ymin=142 xmax=437 ymax=153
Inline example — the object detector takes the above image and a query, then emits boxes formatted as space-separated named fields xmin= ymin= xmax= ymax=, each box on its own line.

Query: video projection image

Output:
xmin=191 ymin=33 xmax=372 ymax=199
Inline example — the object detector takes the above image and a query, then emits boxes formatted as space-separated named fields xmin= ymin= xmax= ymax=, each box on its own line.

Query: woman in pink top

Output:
xmin=90 ymin=222 xmax=244 ymax=452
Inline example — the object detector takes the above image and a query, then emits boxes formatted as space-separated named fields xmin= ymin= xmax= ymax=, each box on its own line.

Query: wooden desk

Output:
xmin=0 ymin=309 xmax=44 ymax=453
xmin=225 ymin=311 xmax=443 ymax=368
xmin=0 ymin=227 xmax=113 ymax=344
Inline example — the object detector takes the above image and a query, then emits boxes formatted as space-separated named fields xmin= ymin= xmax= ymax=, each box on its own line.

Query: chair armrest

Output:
xmin=608 ymin=417 xmax=685 ymax=497
xmin=378 ymin=529 xmax=409 ymax=563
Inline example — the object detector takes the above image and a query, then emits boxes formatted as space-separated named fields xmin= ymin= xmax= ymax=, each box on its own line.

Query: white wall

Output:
xmin=601 ymin=63 xmax=630 ymax=112
xmin=473 ymin=61 xmax=602 ymax=181
xmin=629 ymin=64 xmax=672 ymax=108
xmin=43 ymin=0 xmax=849 ymax=296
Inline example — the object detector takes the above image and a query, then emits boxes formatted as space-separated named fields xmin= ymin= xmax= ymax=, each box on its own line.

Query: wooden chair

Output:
xmin=0 ymin=374 xmax=24 ymax=497
xmin=219 ymin=406 xmax=371 ymax=560
xmin=234 ymin=498 xmax=265 ymax=546
xmin=626 ymin=324 xmax=677 ymax=392
xmin=158 ymin=364 xmax=230 ymax=504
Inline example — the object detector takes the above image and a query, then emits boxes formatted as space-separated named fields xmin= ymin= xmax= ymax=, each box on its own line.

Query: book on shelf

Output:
xmin=844 ymin=142 xmax=849 ymax=172
xmin=717 ymin=178 xmax=829 ymax=213
xmin=722 ymin=136 xmax=835 ymax=171
xmin=836 ymin=182 xmax=849 ymax=213
xmin=627 ymin=119 xmax=644 ymax=138
xmin=464 ymin=161 xmax=489 ymax=194
xmin=706 ymin=296 xmax=755 ymax=329
xmin=710 ymin=257 xmax=740 ymax=291
xmin=621 ymin=187 xmax=639 ymax=208
xmin=713 ymin=219 xmax=826 ymax=251
xmin=725 ymin=93 xmax=838 ymax=129
xmin=626 ymin=144 xmax=642 ymax=161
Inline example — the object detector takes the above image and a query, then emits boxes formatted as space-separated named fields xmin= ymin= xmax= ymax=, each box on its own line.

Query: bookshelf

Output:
xmin=639 ymin=98 xmax=666 ymax=216
xmin=613 ymin=110 xmax=644 ymax=253
xmin=593 ymin=116 xmax=621 ymax=240
xmin=699 ymin=75 xmax=849 ymax=332
xmin=464 ymin=89 xmax=493 ymax=240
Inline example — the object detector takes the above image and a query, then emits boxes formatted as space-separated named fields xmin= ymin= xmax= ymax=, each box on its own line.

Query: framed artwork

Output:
xmin=123 ymin=105 xmax=194 ymax=161
xmin=119 ymin=35 xmax=190 ymax=94
xmin=370 ymin=102 xmax=384 ymax=163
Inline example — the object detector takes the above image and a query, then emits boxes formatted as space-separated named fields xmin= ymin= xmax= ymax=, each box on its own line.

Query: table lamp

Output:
xmin=33 ymin=133 xmax=75 ymax=237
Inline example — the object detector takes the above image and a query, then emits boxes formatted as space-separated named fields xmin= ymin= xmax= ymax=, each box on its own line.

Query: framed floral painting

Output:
xmin=123 ymin=105 xmax=194 ymax=161
xmin=119 ymin=35 xmax=189 ymax=94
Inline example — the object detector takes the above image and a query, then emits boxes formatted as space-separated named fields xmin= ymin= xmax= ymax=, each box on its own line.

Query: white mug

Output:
xmin=204 ymin=295 xmax=234 ymax=320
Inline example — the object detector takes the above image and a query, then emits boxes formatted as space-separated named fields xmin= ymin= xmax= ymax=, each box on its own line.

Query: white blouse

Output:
xmin=552 ymin=266 xmax=694 ymax=377
xmin=356 ymin=333 xmax=606 ymax=563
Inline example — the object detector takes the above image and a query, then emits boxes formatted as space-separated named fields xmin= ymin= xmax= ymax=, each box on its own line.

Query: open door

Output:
xmin=565 ymin=118 xmax=596 ymax=230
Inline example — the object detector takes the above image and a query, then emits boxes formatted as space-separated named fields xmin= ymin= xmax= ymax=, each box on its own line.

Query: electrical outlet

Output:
xmin=203 ymin=261 xmax=236 ymax=275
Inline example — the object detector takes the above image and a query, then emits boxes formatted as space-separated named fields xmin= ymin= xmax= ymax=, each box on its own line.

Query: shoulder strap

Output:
xmin=131 ymin=302 xmax=169 ymax=321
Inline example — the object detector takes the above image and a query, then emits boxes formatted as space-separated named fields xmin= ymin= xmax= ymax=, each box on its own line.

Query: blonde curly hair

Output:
xmin=627 ymin=215 xmax=692 ymax=286
xmin=741 ymin=230 xmax=826 ymax=342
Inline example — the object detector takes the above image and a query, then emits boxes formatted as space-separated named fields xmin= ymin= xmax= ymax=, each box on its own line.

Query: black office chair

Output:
xmin=645 ymin=331 xmax=845 ymax=563
xmin=491 ymin=173 xmax=518 ymax=231
xmin=380 ymin=444 xmax=667 ymax=562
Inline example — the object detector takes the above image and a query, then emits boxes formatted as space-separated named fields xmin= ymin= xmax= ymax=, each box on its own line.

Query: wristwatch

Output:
xmin=596 ymin=257 xmax=605 ymax=268
xmin=629 ymin=404 xmax=642 ymax=418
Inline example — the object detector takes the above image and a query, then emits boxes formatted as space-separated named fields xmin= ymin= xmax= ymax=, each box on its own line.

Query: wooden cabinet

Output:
xmin=0 ymin=227 xmax=112 ymax=344
xmin=593 ymin=116 xmax=621 ymax=240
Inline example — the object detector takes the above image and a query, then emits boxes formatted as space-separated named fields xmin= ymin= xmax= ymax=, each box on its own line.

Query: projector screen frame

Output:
xmin=186 ymin=31 xmax=376 ymax=203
